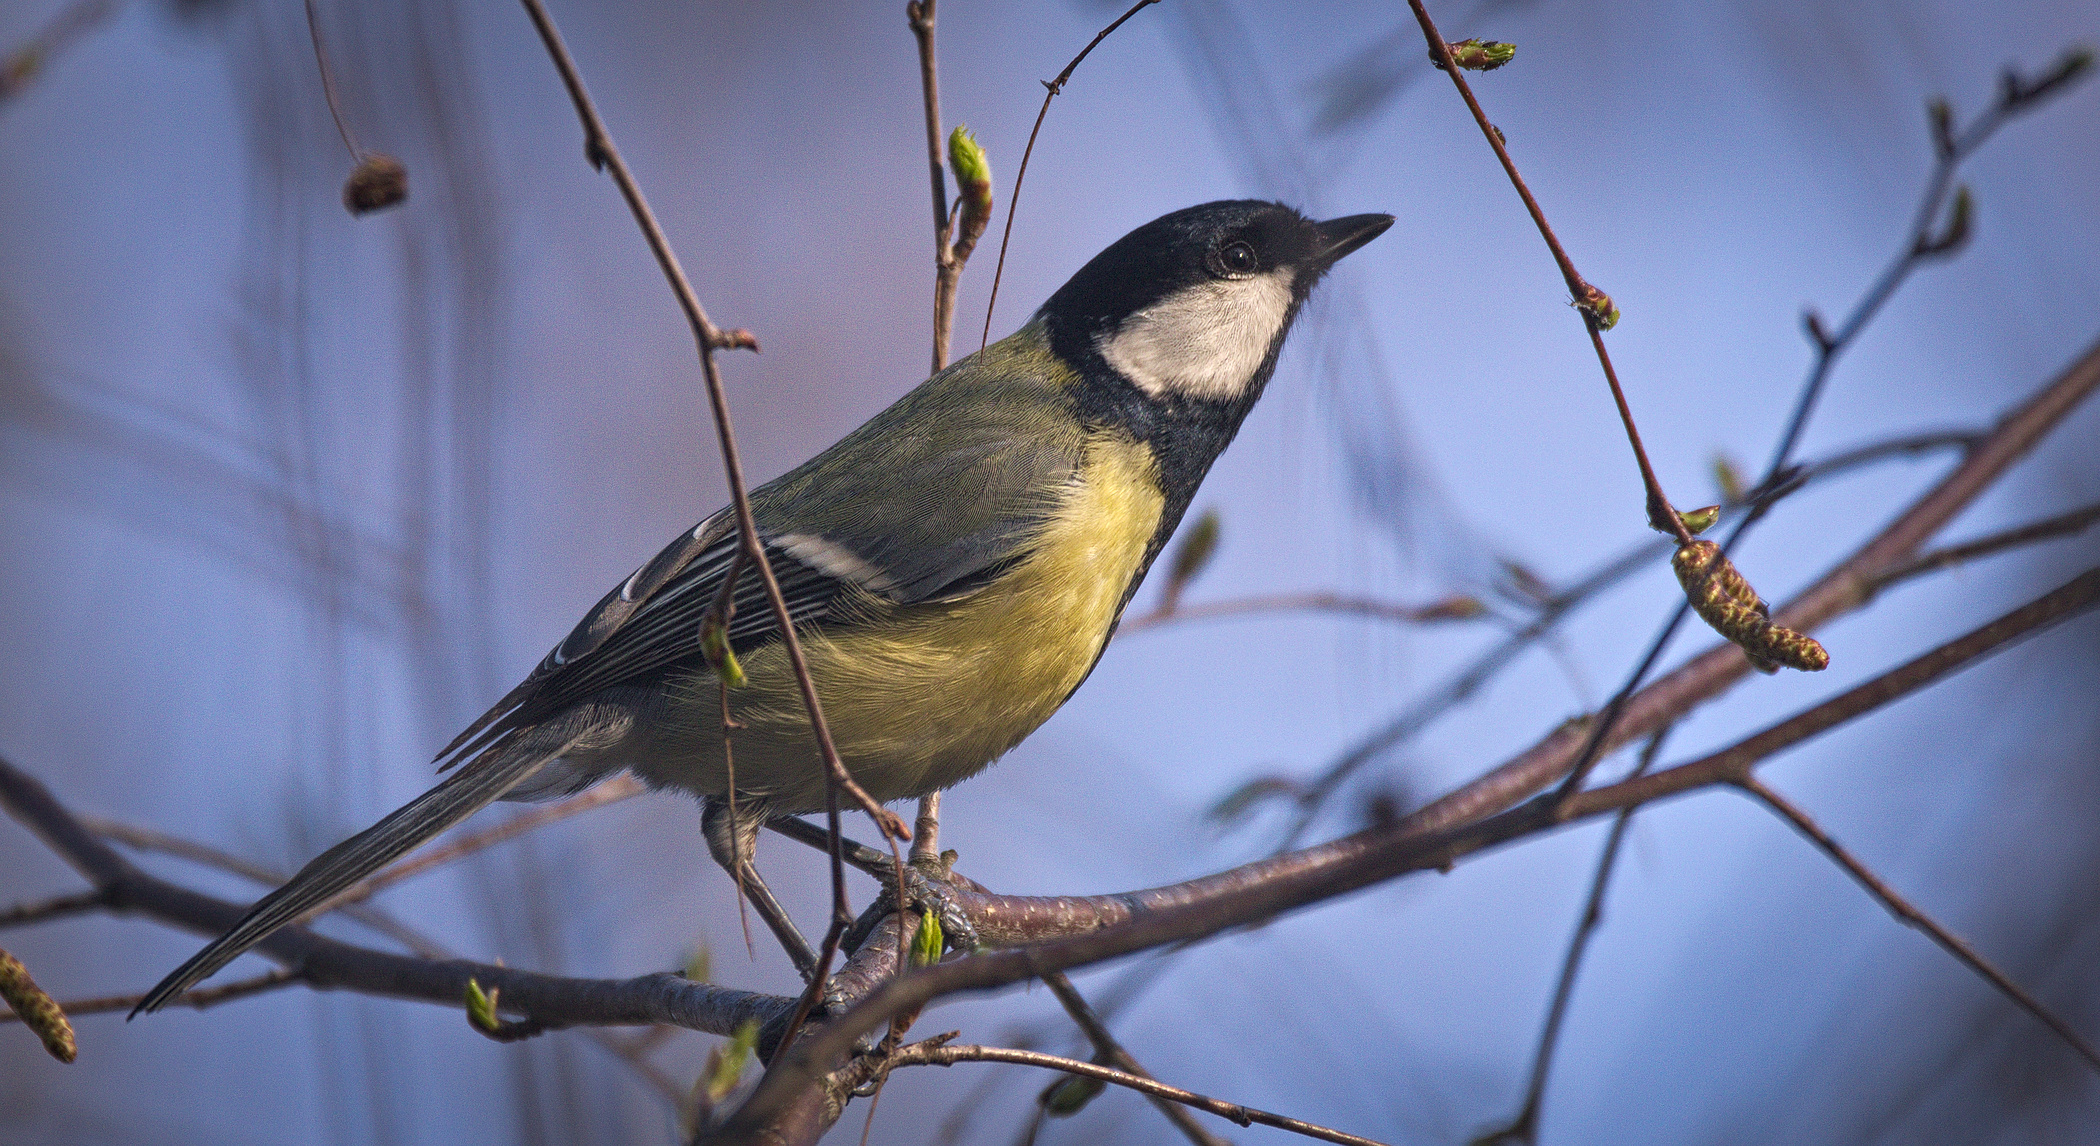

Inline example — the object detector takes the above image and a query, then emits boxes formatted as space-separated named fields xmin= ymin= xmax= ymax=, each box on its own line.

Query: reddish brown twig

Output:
xmin=1406 ymin=0 xmax=1688 ymax=544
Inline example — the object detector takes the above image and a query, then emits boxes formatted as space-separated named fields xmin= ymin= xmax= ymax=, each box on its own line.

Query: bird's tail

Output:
xmin=131 ymin=740 xmax=562 ymax=1017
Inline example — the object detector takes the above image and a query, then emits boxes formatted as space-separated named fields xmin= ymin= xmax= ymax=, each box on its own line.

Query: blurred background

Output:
xmin=2 ymin=1 xmax=2097 ymax=1142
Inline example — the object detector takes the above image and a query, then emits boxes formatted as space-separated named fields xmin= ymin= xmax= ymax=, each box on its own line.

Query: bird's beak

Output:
xmin=1309 ymin=213 xmax=1396 ymax=267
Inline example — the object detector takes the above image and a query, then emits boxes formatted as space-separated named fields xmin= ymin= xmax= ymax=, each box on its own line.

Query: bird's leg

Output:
xmin=701 ymin=796 xmax=819 ymax=981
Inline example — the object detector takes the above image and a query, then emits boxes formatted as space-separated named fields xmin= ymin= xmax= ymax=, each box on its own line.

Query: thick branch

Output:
xmin=715 ymin=560 xmax=2100 ymax=1139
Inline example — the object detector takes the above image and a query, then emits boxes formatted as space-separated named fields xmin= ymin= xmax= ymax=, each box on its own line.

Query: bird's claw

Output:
xmin=844 ymin=849 xmax=981 ymax=957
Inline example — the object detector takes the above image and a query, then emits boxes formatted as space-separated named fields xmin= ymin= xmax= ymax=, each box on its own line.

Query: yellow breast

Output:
xmin=678 ymin=432 xmax=1164 ymax=809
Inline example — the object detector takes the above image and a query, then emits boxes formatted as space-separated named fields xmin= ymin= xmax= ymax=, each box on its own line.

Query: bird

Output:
xmin=136 ymin=199 xmax=1393 ymax=1013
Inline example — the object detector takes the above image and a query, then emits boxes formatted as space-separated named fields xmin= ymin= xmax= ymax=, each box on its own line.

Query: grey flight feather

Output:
xmin=132 ymin=733 xmax=568 ymax=1015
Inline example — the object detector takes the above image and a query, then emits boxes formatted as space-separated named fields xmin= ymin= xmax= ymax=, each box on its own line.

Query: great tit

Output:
xmin=137 ymin=199 xmax=1393 ymax=1011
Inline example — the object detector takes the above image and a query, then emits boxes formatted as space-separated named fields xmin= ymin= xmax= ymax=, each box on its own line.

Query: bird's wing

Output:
xmin=437 ymin=361 xmax=1089 ymax=768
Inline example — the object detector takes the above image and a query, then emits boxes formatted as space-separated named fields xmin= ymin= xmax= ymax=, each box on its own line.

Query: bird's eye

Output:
xmin=1213 ymin=240 xmax=1259 ymax=277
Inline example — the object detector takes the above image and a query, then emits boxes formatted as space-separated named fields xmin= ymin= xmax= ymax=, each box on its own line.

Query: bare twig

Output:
xmin=4 ymin=969 xmax=300 ymax=1024
xmin=1042 ymin=971 xmax=1233 ymax=1146
xmin=906 ymin=0 xmax=960 ymax=372
xmin=1488 ymin=729 xmax=1673 ymax=1145
xmin=890 ymin=1041 xmax=1387 ymax=1146
xmin=1407 ymin=0 xmax=1689 ymax=544
xmin=303 ymin=0 xmax=360 ymax=159
xmin=1868 ymin=500 xmax=2100 ymax=595
xmin=1735 ymin=774 xmax=2100 ymax=1071
xmin=0 ymin=888 xmax=108 ymax=928
xmin=980 ymin=0 xmax=1161 ymax=350
xmin=1117 ymin=591 xmax=1487 ymax=638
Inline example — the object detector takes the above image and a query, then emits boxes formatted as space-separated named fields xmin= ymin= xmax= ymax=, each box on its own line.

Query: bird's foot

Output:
xmin=843 ymin=848 xmax=981 ymax=958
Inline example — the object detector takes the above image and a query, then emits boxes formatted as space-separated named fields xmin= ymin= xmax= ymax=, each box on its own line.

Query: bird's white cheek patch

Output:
xmin=1095 ymin=270 xmax=1294 ymax=402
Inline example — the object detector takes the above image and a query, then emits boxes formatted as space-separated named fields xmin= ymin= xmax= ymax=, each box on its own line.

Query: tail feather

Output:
xmin=131 ymin=745 xmax=560 ymax=1017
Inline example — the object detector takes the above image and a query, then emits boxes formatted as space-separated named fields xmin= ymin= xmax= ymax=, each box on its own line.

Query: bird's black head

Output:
xmin=1038 ymin=200 xmax=1393 ymax=413
xmin=1031 ymin=200 xmax=1392 ymax=590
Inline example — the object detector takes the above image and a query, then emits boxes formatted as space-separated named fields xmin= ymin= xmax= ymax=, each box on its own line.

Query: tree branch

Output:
xmin=715 ymin=561 xmax=2100 ymax=1140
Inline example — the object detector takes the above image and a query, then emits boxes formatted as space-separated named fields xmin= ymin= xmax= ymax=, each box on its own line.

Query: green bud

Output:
xmin=1042 ymin=1072 xmax=1108 ymax=1117
xmin=704 ymin=1020 xmax=760 ymax=1106
xmin=683 ymin=943 xmax=711 ymax=984
xmin=1677 ymin=505 xmax=1721 ymax=535
xmin=700 ymin=617 xmax=746 ymax=688
xmin=947 ymin=126 xmax=992 ymax=209
xmin=947 ymin=126 xmax=994 ymax=263
xmin=1432 ymin=38 xmax=1516 ymax=72
xmin=1573 ymin=282 xmax=1619 ymax=330
xmin=912 ymin=909 xmax=945 ymax=968
xmin=1169 ymin=509 xmax=1221 ymax=588
xmin=464 ymin=977 xmax=501 ymax=1034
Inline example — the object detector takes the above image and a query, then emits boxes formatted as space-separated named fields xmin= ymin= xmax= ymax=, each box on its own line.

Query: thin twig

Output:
xmin=1042 ymin=971 xmax=1233 ymax=1146
xmin=907 ymin=0 xmax=960 ymax=372
xmin=1735 ymin=774 xmax=2100 ymax=1072
xmin=0 ymin=888 xmax=108 ymax=928
xmin=1118 ymin=591 xmax=1486 ymax=638
xmin=1868 ymin=500 xmax=2100 ymax=595
xmin=1490 ymin=729 xmax=1673 ymax=1144
xmin=513 ymin=1 xmax=909 ymax=1062
xmin=303 ymin=0 xmax=361 ymax=159
xmin=891 ymin=1042 xmax=1387 ymax=1146
xmin=1407 ymin=0 xmax=1688 ymax=543
xmin=3 ymin=969 xmax=300 ymax=1023
xmin=979 ymin=0 xmax=1161 ymax=350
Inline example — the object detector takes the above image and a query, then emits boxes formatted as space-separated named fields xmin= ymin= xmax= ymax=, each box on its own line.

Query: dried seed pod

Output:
xmin=1672 ymin=541 xmax=1829 ymax=673
xmin=343 ymin=153 xmax=407 ymax=215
